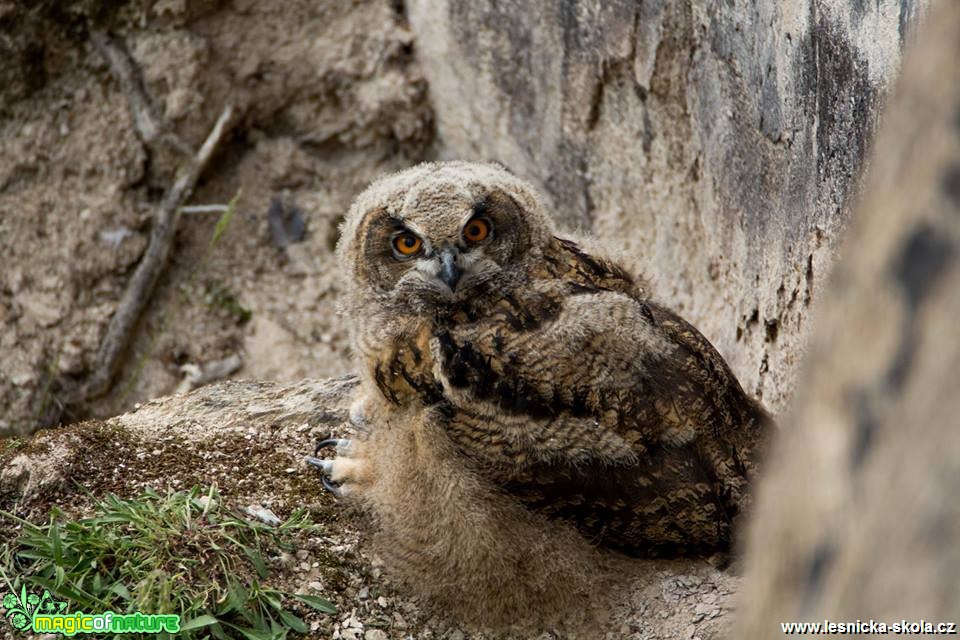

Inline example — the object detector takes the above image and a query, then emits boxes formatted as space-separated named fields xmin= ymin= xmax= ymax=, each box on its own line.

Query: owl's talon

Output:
xmin=306 ymin=455 xmax=346 ymax=498
xmin=309 ymin=438 xmax=354 ymax=498
xmin=321 ymin=476 xmax=344 ymax=498
xmin=314 ymin=438 xmax=352 ymax=455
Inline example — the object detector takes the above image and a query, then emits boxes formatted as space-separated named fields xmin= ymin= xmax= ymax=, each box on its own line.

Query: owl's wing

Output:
xmin=429 ymin=286 xmax=769 ymax=553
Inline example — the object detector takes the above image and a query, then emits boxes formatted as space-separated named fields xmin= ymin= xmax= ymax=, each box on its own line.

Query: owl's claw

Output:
xmin=314 ymin=438 xmax=351 ymax=455
xmin=321 ymin=475 xmax=344 ymax=498
xmin=308 ymin=438 xmax=354 ymax=498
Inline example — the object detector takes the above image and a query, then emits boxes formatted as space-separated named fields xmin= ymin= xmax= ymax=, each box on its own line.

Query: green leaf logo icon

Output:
xmin=3 ymin=589 xmax=33 ymax=632
xmin=1 ymin=593 xmax=19 ymax=610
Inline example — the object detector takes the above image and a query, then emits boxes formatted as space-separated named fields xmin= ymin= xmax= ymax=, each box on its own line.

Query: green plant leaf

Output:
xmin=51 ymin=525 xmax=63 ymax=565
xmin=222 ymin=622 xmax=275 ymax=640
xmin=261 ymin=591 xmax=283 ymax=610
xmin=291 ymin=593 xmax=337 ymax=614
xmin=107 ymin=582 xmax=130 ymax=600
xmin=54 ymin=565 xmax=65 ymax=589
xmin=276 ymin=609 xmax=308 ymax=634
xmin=210 ymin=192 xmax=241 ymax=246
xmin=244 ymin=549 xmax=268 ymax=580
xmin=210 ymin=622 xmax=230 ymax=640
xmin=180 ymin=614 xmax=219 ymax=631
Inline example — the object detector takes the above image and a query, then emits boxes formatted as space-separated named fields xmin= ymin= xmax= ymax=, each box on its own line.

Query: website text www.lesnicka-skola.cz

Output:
xmin=781 ymin=620 xmax=958 ymax=635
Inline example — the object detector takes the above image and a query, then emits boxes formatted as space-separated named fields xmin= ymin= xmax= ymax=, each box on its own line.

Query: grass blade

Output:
xmin=210 ymin=191 xmax=241 ymax=246
xmin=180 ymin=614 xmax=219 ymax=631
xmin=291 ymin=593 xmax=337 ymax=614
xmin=276 ymin=609 xmax=308 ymax=634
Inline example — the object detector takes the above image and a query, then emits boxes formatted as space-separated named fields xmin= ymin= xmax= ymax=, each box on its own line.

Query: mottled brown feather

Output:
xmin=367 ymin=236 xmax=769 ymax=555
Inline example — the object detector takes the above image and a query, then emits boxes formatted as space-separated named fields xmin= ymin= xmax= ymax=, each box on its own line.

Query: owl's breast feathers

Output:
xmin=369 ymin=237 xmax=770 ymax=555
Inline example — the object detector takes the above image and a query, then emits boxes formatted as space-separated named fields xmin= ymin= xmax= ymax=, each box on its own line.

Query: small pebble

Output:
xmin=244 ymin=505 xmax=281 ymax=525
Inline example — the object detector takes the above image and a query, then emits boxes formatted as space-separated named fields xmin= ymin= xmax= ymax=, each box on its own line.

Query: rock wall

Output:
xmin=0 ymin=0 xmax=929 ymax=430
xmin=407 ymin=0 xmax=929 ymax=414
xmin=737 ymin=1 xmax=960 ymax=632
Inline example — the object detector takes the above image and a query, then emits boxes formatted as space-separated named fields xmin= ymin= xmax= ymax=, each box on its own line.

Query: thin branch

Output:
xmin=181 ymin=204 xmax=231 ymax=214
xmin=80 ymin=104 xmax=235 ymax=401
xmin=90 ymin=31 xmax=192 ymax=156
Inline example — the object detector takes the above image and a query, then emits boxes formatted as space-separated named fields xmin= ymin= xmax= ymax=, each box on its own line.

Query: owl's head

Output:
xmin=338 ymin=161 xmax=557 ymax=312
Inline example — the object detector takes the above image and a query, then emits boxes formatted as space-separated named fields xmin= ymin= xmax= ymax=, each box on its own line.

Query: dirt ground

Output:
xmin=0 ymin=378 xmax=740 ymax=640
xmin=0 ymin=0 xmax=433 ymax=436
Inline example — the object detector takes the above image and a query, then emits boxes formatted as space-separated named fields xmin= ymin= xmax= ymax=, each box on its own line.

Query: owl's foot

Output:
xmin=307 ymin=438 xmax=360 ymax=498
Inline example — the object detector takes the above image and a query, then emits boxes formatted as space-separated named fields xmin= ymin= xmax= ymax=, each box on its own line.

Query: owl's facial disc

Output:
xmin=351 ymin=182 xmax=543 ymax=311
xmin=384 ymin=206 xmax=499 ymax=298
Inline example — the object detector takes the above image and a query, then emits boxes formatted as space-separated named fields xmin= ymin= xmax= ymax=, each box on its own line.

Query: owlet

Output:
xmin=309 ymin=161 xmax=771 ymax=629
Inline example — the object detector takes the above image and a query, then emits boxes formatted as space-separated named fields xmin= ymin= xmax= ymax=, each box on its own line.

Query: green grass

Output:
xmin=206 ymin=283 xmax=253 ymax=325
xmin=1 ymin=437 xmax=25 ymax=453
xmin=0 ymin=485 xmax=336 ymax=639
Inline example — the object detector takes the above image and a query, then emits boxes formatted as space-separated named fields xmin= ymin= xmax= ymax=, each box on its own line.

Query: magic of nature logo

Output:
xmin=3 ymin=586 xmax=69 ymax=631
xmin=2 ymin=586 xmax=180 ymax=636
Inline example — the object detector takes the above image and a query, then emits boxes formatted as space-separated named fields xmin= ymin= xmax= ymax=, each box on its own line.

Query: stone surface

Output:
xmin=737 ymin=1 xmax=960 ymax=633
xmin=407 ymin=0 xmax=930 ymax=414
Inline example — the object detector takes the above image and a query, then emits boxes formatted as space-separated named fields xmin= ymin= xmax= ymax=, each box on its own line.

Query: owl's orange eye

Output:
xmin=393 ymin=232 xmax=423 ymax=257
xmin=463 ymin=218 xmax=491 ymax=244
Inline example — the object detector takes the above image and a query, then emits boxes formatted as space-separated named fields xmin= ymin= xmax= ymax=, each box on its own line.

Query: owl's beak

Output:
xmin=438 ymin=247 xmax=462 ymax=291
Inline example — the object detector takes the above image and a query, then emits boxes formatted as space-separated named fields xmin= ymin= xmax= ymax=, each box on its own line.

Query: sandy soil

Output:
xmin=0 ymin=0 xmax=433 ymax=435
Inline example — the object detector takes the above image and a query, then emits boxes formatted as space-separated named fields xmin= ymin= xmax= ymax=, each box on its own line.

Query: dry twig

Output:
xmin=65 ymin=31 xmax=237 ymax=405
xmin=89 ymin=31 xmax=192 ymax=155
xmin=81 ymin=104 xmax=234 ymax=401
